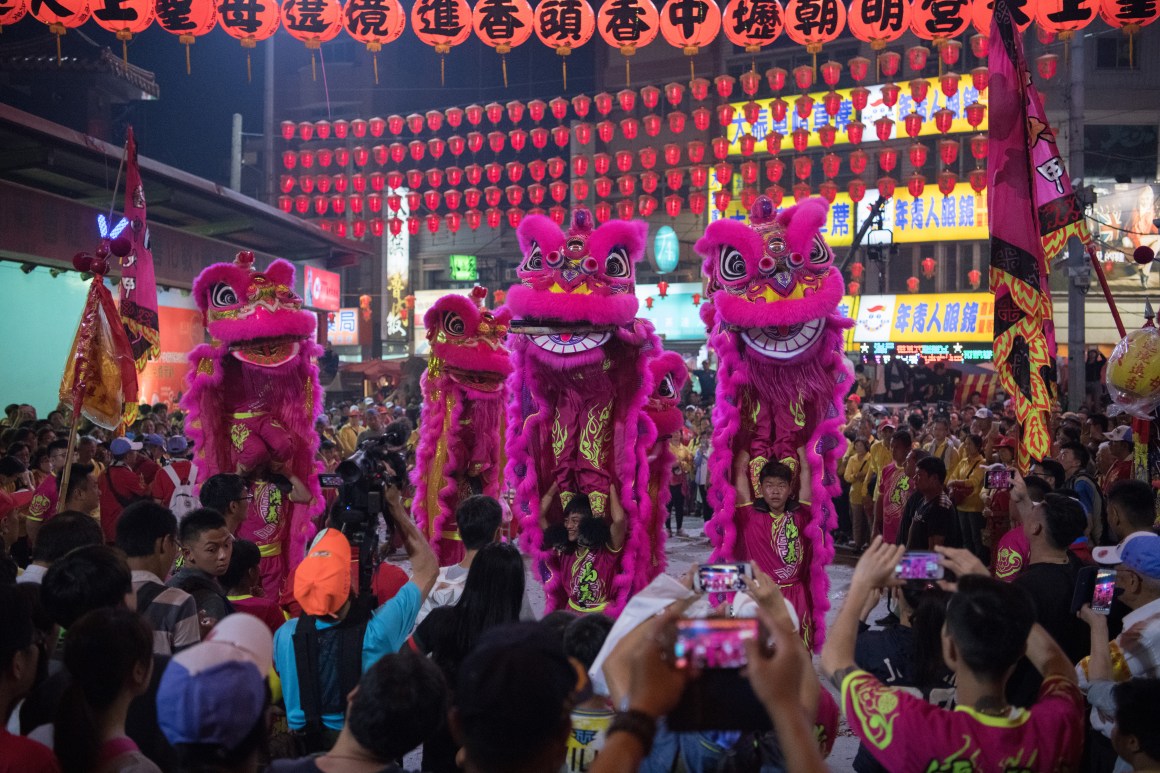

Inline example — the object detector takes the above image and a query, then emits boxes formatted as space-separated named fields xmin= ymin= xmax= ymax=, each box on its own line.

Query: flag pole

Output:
xmin=1086 ymin=245 xmax=1128 ymax=340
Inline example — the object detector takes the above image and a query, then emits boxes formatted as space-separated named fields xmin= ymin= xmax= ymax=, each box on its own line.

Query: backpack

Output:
xmin=164 ymin=463 xmax=200 ymax=518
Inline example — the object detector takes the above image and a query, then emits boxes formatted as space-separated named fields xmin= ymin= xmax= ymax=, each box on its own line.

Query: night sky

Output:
xmin=1 ymin=16 xmax=597 ymax=185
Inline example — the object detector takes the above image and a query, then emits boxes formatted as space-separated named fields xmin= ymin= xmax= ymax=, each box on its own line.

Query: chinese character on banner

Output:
xmin=848 ymin=0 xmax=910 ymax=47
xmin=217 ymin=0 xmax=279 ymax=49
xmin=722 ymin=0 xmax=783 ymax=50
xmin=0 ymin=0 xmax=28 ymax=30
xmin=783 ymin=0 xmax=845 ymax=52
xmin=412 ymin=0 xmax=471 ymax=80
xmin=895 ymin=303 xmax=912 ymax=333
xmin=280 ymin=0 xmax=342 ymax=49
xmin=534 ymin=0 xmax=594 ymax=86
xmin=598 ymin=0 xmax=659 ymax=49
xmin=29 ymin=0 xmax=91 ymax=61
xmin=1034 ymin=0 xmax=1096 ymax=35
xmin=659 ymin=0 xmax=722 ymax=58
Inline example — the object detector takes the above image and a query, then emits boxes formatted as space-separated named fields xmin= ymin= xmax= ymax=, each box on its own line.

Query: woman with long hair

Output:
xmin=54 ymin=607 xmax=158 ymax=773
xmin=853 ymin=584 xmax=954 ymax=773
xmin=410 ymin=541 xmax=526 ymax=773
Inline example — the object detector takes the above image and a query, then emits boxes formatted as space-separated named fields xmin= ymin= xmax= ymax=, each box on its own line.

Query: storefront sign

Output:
xmin=304 ymin=265 xmax=341 ymax=311
xmin=726 ymin=74 xmax=989 ymax=155
xmin=653 ymin=225 xmax=679 ymax=273
xmin=327 ymin=307 xmax=361 ymax=346
xmin=711 ymin=182 xmax=988 ymax=246
xmin=854 ymin=293 xmax=995 ymax=344
xmin=857 ymin=341 xmax=994 ymax=365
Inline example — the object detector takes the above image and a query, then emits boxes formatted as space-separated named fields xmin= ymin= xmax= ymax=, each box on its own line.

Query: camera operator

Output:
xmin=272 ymin=482 xmax=438 ymax=754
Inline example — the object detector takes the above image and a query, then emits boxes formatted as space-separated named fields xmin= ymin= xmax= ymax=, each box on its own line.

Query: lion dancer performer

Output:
xmin=183 ymin=251 xmax=322 ymax=601
xmin=696 ymin=196 xmax=852 ymax=649
xmin=505 ymin=208 xmax=660 ymax=615
xmin=413 ymin=287 xmax=512 ymax=565
xmin=640 ymin=351 xmax=689 ymax=580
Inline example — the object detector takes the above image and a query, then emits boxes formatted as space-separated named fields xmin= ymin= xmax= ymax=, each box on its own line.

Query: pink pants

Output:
xmin=542 ymin=362 xmax=616 ymax=515
xmin=231 ymin=413 xmax=295 ymax=473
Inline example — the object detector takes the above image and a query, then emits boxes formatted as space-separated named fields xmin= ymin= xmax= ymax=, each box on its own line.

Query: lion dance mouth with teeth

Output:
xmin=505 ymin=208 xmax=660 ymax=615
xmin=413 ymin=287 xmax=513 ymax=566
xmin=697 ymin=196 xmax=852 ymax=649
xmin=183 ymin=251 xmax=323 ymax=596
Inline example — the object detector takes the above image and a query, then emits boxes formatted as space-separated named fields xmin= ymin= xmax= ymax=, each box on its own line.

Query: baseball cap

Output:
xmin=294 ymin=528 xmax=352 ymax=616
xmin=348 ymin=405 xmax=362 ymax=416
xmin=109 ymin=437 xmax=143 ymax=456
xmin=157 ymin=613 xmax=273 ymax=750
xmin=974 ymin=407 xmax=993 ymax=419
xmin=142 ymin=433 xmax=166 ymax=448
xmin=363 ymin=397 xmax=375 ymax=405
xmin=1094 ymin=531 xmax=1159 ymax=566
xmin=1106 ymin=425 xmax=1134 ymax=443
xmin=847 ymin=394 xmax=862 ymax=406
xmin=166 ymin=436 xmax=189 ymax=455
xmin=878 ymin=419 xmax=897 ymax=431
xmin=1120 ymin=534 xmax=1160 ymax=580
xmin=456 ymin=623 xmax=590 ymax=746
xmin=995 ymin=435 xmax=1017 ymax=450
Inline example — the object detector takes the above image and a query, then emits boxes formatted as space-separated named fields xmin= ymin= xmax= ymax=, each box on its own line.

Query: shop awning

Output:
xmin=340 ymin=359 xmax=405 ymax=381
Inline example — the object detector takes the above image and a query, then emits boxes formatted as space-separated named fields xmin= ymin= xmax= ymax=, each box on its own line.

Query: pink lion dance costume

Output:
xmin=413 ymin=287 xmax=512 ymax=566
xmin=696 ymin=196 xmax=852 ymax=649
xmin=640 ymin=351 xmax=689 ymax=580
xmin=183 ymin=252 xmax=323 ymax=600
xmin=506 ymin=208 xmax=659 ymax=615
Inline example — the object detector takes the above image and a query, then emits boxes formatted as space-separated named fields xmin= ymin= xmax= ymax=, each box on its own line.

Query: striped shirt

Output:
xmin=131 ymin=570 xmax=201 ymax=655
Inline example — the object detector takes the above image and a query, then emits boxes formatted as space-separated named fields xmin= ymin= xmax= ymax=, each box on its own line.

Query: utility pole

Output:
xmin=229 ymin=113 xmax=243 ymax=191
xmin=1066 ymin=32 xmax=1089 ymax=411
xmin=263 ymin=38 xmax=276 ymax=206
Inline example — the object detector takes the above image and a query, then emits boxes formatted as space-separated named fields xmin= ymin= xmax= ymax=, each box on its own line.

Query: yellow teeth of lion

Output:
xmin=548 ymin=282 xmax=591 ymax=295
xmin=756 ymin=285 xmax=807 ymax=303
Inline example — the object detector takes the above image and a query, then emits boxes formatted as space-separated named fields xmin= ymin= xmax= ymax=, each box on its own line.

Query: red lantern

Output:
xmin=156 ymin=0 xmax=216 ymax=73
xmin=906 ymin=276 xmax=919 ymax=293
xmin=769 ymin=97 xmax=788 ymax=123
xmin=909 ymin=143 xmax=928 ymax=169
xmin=741 ymin=160 xmax=760 ymax=185
xmin=906 ymin=45 xmax=929 ymax=73
xmin=689 ymin=165 xmax=708 ymax=187
xmin=594 ymin=92 xmax=614 ymax=116
xmin=348 ymin=194 xmax=364 ymax=214
xmin=821 ymin=153 xmax=841 ymax=179
xmin=277 ymin=194 xmax=293 ymax=212
xmin=848 ymin=281 xmax=861 ymax=294
xmin=875 ymin=116 xmax=895 ymax=142
xmin=765 ymin=185 xmax=785 ymax=207
xmin=444 ymin=189 xmax=462 ymax=210
xmin=620 ymin=118 xmax=640 ymax=140
xmin=573 ymin=179 xmax=590 ymax=200
xmin=464 ymin=164 xmax=483 ymax=187
xmin=689 ymin=191 xmax=707 ymax=214
xmin=921 ymin=256 xmax=937 ymax=278
xmin=907 ymin=173 xmax=926 ymax=197
xmin=507 ymin=128 xmax=527 ymax=153
xmin=933 ymin=107 xmax=955 ymax=134
xmin=792 ymin=182 xmax=811 ymax=202
xmin=594 ymin=201 xmax=611 ymax=223
xmin=971 ymin=66 xmax=989 ymax=93
xmin=639 ymin=146 xmax=658 ymax=170
xmin=668 ymin=111 xmax=688 ymax=134
xmin=712 ymin=137 xmax=730 ymax=161
xmin=878 ymin=175 xmax=897 ymax=198
xmin=794 ymin=94 xmax=814 ymax=120
xmin=572 ymin=155 xmax=590 ymax=178
xmin=549 ymin=180 xmax=568 ymax=203
xmin=484 ymin=186 xmax=502 ymax=208
xmin=850 ymin=87 xmax=869 ymax=112
xmin=879 ymin=49 xmax=901 ymax=76
xmin=909 ymin=78 xmax=930 ymax=104
xmin=692 ymin=292 xmax=702 ymax=306
xmin=668 ymin=168 xmax=686 ymax=189
xmin=847 ymin=120 xmax=865 ymax=145
xmin=662 ymin=194 xmax=681 ymax=218
xmin=881 ymin=82 xmax=901 ymax=108
xmin=485 ymin=162 xmax=504 ymax=185
xmin=552 ymin=125 xmax=571 ymax=147
xmin=937 ymin=171 xmax=957 ymax=195
xmin=793 ymin=156 xmax=812 ymax=181
xmin=617 ymin=175 xmax=636 ymax=196
xmin=298 ymin=175 xmax=315 ymax=194
xmin=506 ymin=185 xmax=524 ymax=207
xmin=910 ymin=0 xmax=969 ymax=43
xmin=822 ymin=90 xmax=842 ymax=118
xmin=218 ymin=0 xmax=278 ymax=56
xmin=594 ymin=152 xmax=611 ymax=176
xmin=849 ymin=149 xmax=868 ymax=175
xmin=743 ymin=100 xmax=763 ymax=126
xmin=965 ymin=102 xmax=985 ymax=128
xmin=848 ymin=0 xmax=911 ymax=49
xmin=765 ymin=157 xmax=786 ymax=183
xmin=969 ymin=168 xmax=987 ymax=193
xmin=548 ymin=157 xmax=566 ymax=179
xmin=723 ymin=0 xmax=783 ymax=50
xmin=969 ymin=133 xmax=987 ymax=160
xmin=819 ymin=181 xmax=838 ymax=203
xmin=445 ymin=167 xmax=464 ymax=187
xmin=714 ymin=163 xmax=732 ymax=185
xmin=791 ymin=128 xmax=810 ymax=153
xmin=642 ymin=114 xmax=662 ymax=137
xmin=597 ymin=121 xmax=615 ymax=143
xmin=659 ymin=0 xmax=721 ymax=55
xmin=595 ymin=176 xmax=613 ymax=198
xmin=969 ymin=32 xmax=987 ymax=57
xmin=878 ymin=147 xmax=897 ymax=173
xmin=423 ymin=188 xmax=441 ymax=210
xmin=938 ymin=138 xmax=959 ymax=166
xmin=739 ymin=135 xmax=757 ymax=157
xmin=967 ymin=268 xmax=981 ymax=289
xmin=507 ymin=208 xmax=525 ymax=228
xmin=642 ymin=171 xmax=660 ymax=193
xmin=507 ymin=160 xmax=526 ymax=183
xmin=337 ymin=174 xmax=354 ymax=193
xmin=1037 ymin=53 xmax=1059 ymax=80
xmin=280 ymin=121 xmax=296 ymax=141
xmin=783 ymin=0 xmax=845 ymax=54
xmin=614 ymin=199 xmax=634 ymax=220
xmin=714 ymin=189 xmax=732 ymax=212
xmin=716 ymin=103 xmax=735 ymax=128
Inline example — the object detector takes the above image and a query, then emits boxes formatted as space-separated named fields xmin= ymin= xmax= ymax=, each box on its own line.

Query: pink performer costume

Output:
xmin=182 ymin=252 xmax=323 ymax=598
xmin=640 ymin=351 xmax=689 ymax=580
xmin=696 ymin=196 xmax=852 ymax=650
xmin=413 ymin=287 xmax=513 ymax=566
xmin=505 ymin=208 xmax=660 ymax=615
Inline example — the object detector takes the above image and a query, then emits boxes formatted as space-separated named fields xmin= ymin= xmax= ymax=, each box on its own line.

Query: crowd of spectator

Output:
xmin=0 ymin=342 xmax=1158 ymax=773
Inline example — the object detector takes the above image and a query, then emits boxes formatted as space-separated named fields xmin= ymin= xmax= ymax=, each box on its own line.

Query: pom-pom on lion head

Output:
xmin=695 ymin=196 xmax=844 ymax=360
xmin=423 ymin=288 xmax=512 ymax=393
xmin=505 ymin=208 xmax=647 ymax=326
xmin=192 ymin=251 xmax=317 ymax=368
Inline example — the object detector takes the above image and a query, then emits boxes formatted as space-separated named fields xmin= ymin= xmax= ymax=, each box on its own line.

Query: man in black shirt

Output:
xmin=907 ymin=456 xmax=956 ymax=551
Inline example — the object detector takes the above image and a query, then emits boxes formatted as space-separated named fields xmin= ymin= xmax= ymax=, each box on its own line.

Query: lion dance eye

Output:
xmin=210 ymin=283 xmax=238 ymax=308
xmin=658 ymin=375 xmax=675 ymax=399
xmin=809 ymin=235 xmax=831 ymax=265
xmin=523 ymin=242 xmax=544 ymax=272
xmin=442 ymin=311 xmax=466 ymax=337
xmin=719 ymin=246 xmax=747 ymax=282
xmin=605 ymin=247 xmax=631 ymax=278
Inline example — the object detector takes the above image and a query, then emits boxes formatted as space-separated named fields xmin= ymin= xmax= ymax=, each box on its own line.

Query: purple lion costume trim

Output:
xmin=505 ymin=208 xmax=660 ymax=616
xmin=182 ymin=251 xmax=323 ymax=592
xmin=412 ymin=287 xmax=513 ymax=566
xmin=641 ymin=350 xmax=690 ymax=580
xmin=696 ymin=197 xmax=852 ymax=650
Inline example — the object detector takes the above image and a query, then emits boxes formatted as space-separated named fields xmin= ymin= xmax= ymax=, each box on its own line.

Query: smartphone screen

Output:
xmin=673 ymin=618 xmax=758 ymax=669
xmin=318 ymin=472 xmax=343 ymax=488
xmin=1091 ymin=567 xmax=1116 ymax=615
xmin=694 ymin=563 xmax=753 ymax=594
xmin=984 ymin=467 xmax=1012 ymax=490
xmin=894 ymin=552 xmax=945 ymax=581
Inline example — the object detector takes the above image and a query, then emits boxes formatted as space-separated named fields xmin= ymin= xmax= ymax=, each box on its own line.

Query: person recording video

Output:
xmin=272 ymin=482 xmax=438 ymax=754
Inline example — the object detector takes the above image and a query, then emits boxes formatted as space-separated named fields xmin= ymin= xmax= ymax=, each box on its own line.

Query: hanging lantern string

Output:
xmin=318 ymin=42 xmax=333 ymax=119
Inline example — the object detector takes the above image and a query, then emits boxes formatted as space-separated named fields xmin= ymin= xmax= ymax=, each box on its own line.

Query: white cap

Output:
xmin=1106 ymin=425 xmax=1134 ymax=443
xmin=1093 ymin=531 xmax=1160 ymax=565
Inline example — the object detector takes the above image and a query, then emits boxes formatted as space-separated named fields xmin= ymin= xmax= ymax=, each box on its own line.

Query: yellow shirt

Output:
xmin=844 ymin=453 xmax=871 ymax=506
xmin=949 ymin=453 xmax=986 ymax=513
xmin=868 ymin=440 xmax=893 ymax=501
xmin=336 ymin=424 xmax=360 ymax=457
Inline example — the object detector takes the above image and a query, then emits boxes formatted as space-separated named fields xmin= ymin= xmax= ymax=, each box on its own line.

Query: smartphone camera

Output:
xmin=1091 ymin=567 xmax=1116 ymax=615
xmin=894 ymin=552 xmax=945 ymax=581
xmin=694 ymin=563 xmax=754 ymax=594
xmin=673 ymin=618 xmax=758 ymax=670
xmin=984 ymin=467 xmax=1012 ymax=491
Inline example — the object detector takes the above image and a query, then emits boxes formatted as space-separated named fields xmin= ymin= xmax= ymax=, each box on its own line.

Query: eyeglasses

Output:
xmin=234 ymin=494 xmax=255 ymax=502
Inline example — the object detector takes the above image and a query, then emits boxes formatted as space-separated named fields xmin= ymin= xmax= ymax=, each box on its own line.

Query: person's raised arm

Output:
xmin=734 ymin=449 xmax=752 ymax=505
xmin=797 ymin=446 xmax=812 ymax=505
xmin=609 ymin=484 xmax=627 ymax=552
xmin=537 ymin=481 xmax=559 ymax=530
xmin=386 ymin=484 xmax=438 ymax=602
xmin=1025 ymin=622 xmax=1079 ymax=684
xmin=744 ymin=567 xmax=819 ymax=717
xmin=820 ymin=537 xmax=905 ymax=686
xmin=1077 ymin=604 xmax=1113 ymax=683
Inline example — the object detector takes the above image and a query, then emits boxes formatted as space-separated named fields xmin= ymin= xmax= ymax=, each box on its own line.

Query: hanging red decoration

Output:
xmin=937 ymin=170 xmax=957 ymax=195
xmin=878 ymin=49 xmax=901 ymax=76
xmin=921 ymin=256 xmax=936 ymax=278
xmin=848 ymin=0 xmax=911 ymax=49
xmin=508 ymin=160 xmax=527 ymax=183
xmin=1099 ymin=0 xmax=1159 ymax=61
xmin=765 ymin=65 xmax=787 ymax=91
xmin=412 ymin=0 xmax=471 ymax=83
xmin=968 ymin=168 xmax=987 ymax=193
xmin=620 ymin=117 xmax=640 ymax=140
xmin=939 ymin=72 xmax=959 ymax=98
xmin=741 ymin=160 xmax=760 ymax=185
xmin=783 ymin=0 xmax=845 ymax=54
xmin=903 ymin=111 xmax=923 ymax=138
xmin=739 ymin=134 xmax=757 ymax=156
xmin=505 ymin=184 xmax=524 ymax=207
xmin=880 ymin=83 xmax=901 ymax=108
xmin=765 ymin=185 xmax=785 ymax=207
xmin=910 ymin=0 xmax=970 ymax=43
xmin=969 ymin=133 xmax=987 ymax=160
xmin=689 ymin=165 xmax=708 ymax=186
xmin=874 ymin=116 xmax=895 ymax=142
xmin=848 ymin=55 xmax=870 ymax=81
xmin=426 ymin=167 xmax=445 ymax=188
xmin=971 ymin=66 xmax=989 ymax=93
xmin=637 ymin=194 xmax=658 ymax=216
xmin=594 ymin=152 xmax=611 ymax=176
xmin=643 ymin=114 xmax=662 ymax=136
xmin=711 ymin=75 xmax=733 ymax=99
xmin=793 ymin=155 xmax=812 ymax=180
xmin=792 ymin=64 xmax=814 ymax=90
xmin=616 ymin=150 xmax=634 ymax=173
xmin=769 ymin=97 xmax=788 ymax=123
xmin=597 ymin=0 xmax=659 ymax=75
xmin=507 ymin=208 xmax=525 ymax=228
xmin=722 ymin=0 xmax=784 ymax=50
xmin=906 ymin=276 xmax=920 ymax=293
xmin=847 ymin=120 xmax=865 ymax=145
xmin=664 ymin=194 xmax=683 ymax=217
xmin=794 ymin=94 xmax=814 ymax=119
xmin=484 ymin=185 xmax=502 ymax=208
xmin=593 ymin=201 xmax=611 ymax=222
xmin=659 ymin=0 xmax=721 ymax=58
xmin=473 ymin=0 xmax=534 ymax=86
xmin=969 ymin=32 xmax=987 ymax=57
xmin=716 ymin=103 xmax=736 ymax=128
xmin=765 ymin=157 xmax=786 ymax=183
xmin=878 ymin=147 xmax=898 ymax=172
xmin=940 ymin=38 xmax=962 ymax=67
xmin=967 ymin=268 xmax=981 ymax=289
xmin=533 ymin=0 xmax=594 ymax=89
xmin=907 ymin=173 xmax=926 ymax=197
xmin=933 ymin=107 xmax=955 ymax=133
xmin=92 ymin=0 xmax=155 ymax=61
xmin=668 ymin=111 xmax=688 ymax=133
xmin=847 ymin=281 xmax=861 ymax=294
xmin=818 ymin=181 xmax=838 ymax=203
xmin=938 ymin=138 xmax=959 ymax=166
xmin=217 ymin=0 xmax=278 ymax=75
xmin=766 ymin=131 xmax=784 ymax=154
xmin=423 ymin=189 xmax=442 ymax=210
xmin=791 ymin=127 xmax=810 ymax=152
xmin=714 ymin=162 xmax=732 ymax=185
xmin=964 ymin=102 xmax=985 ymax=128
xmin=595 ymin=176 xmax=613 ymax=198
xmin=664 ymin=143 xmax=681 ymax=166
xmin=712 ymin=136 xmax=730 ymax=160
xmin=822 ymin=90 xmax=842 ymax=118
xmin=156 ymin=0 xmax=217 ymax=74
xmin=739 ymin=70 xmax=762 ymax=96
xmin=572 ymin=178 xmax=590 ymax=200
xmin=909 ymin=77 xmax=929 ymax=104
xmin=639 ymin=146 xmax=658 ymax=169
xmin=849 ymin=149 xmax=868 ymax=175
xmin=597 ymin=120 xmax=615 ymax=142
xmin=818 ymin=124 xmax=837 ymax=148
xmin=821 ymin=152 xmax=840 ymax=178
xmin=793 ymin=182 xmax=811 ymax=201
xmin=714 ymin=189 xmax=732 ymax=212
xmin=642 ymin=170 xmax=660 ymax=192
xmin=1036 ymin=53 xmax=1059 ymax=80
xmin=906 ymin=45 xmax=929 ymax=72
xmin=908 ymin=143 xmax=928 ymax=168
